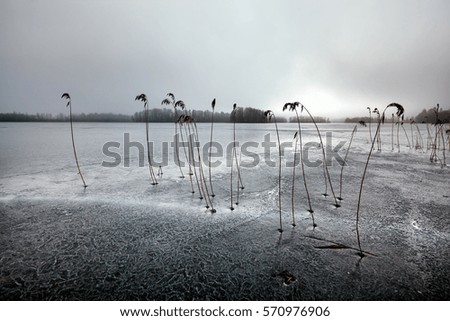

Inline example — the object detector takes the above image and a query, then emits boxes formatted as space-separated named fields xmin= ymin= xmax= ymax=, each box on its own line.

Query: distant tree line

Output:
xmin=133 ymin=106 xmax=292 ymax=123
xmin=344 ymin=106 xmax=450 ymax=124
xmin=0 ymin=107 xmax=287 ymax=123
xmin=414 ymin=107 xmax=450 ymax=124
xmin=231 ymin=107 xmax=270 ymax=123
xmin=131 ymin=108 xmax=231 ymax=123
xmin=0 ymin=112 xmax=132 ymax=122
xmin=287 ymin=116 xmax=330 ymax=123
xmin=345 ymin=116 xmax=387 ymax=123
xmin=1 ymin=106 xmax=386 ymax=124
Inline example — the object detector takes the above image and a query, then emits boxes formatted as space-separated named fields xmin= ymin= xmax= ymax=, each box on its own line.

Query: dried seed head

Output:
xmin=386 ymin=102 xmax=405 ymax=118
xmin=135 ymin=94 xmax=147 ymax=103
xmin=175 ymin=100 xmax=185 ymax=110
xmin=61 ymin=92 xmax=71 ymax=107
xmin=161 ymin=98 xmax=171 ymax=105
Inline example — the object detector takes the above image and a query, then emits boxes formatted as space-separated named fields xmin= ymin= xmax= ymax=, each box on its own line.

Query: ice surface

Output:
xmin=0 ymin=122 xmax=449 ymax=300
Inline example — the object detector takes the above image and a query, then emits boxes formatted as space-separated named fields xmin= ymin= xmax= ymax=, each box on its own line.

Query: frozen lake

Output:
xmin=0 ymin=121 xmax=449 ymax=300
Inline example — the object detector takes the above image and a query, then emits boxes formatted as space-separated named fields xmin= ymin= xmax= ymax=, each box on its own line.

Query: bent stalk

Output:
xmin=284 ymin=102 xmax=315 ymax=227
xmin=192 ymin=118 xmax=215 ymax=212
xmin=355 ymin=102 xmax=404 ymax=257
xmin=302 ymin=105 xmax=340 ymax=207
xmin=265 ymin=110 xmax=283 ymax=233
xmin=162 ymin=93 xmax=185 ymax=178
xmin=136 ymin=94 xmax=158 ymax=185
xmin=61 ymin=93 xmax=87 ymax=188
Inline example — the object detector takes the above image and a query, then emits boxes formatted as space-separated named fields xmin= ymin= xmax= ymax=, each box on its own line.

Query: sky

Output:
xmin=1 ymin=0 xmax=449 ymax=120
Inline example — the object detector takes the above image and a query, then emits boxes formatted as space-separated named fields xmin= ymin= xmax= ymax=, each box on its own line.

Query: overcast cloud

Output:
xmin=1 ymin=0 xmax=449 ymax=119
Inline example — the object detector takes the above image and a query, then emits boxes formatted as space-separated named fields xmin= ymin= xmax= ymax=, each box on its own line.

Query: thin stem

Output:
xmin=237 ymin=150 xmax=245 ymax=189
xmin=230 ymin=142 xmax=235 ymax=211
xmin=355 ymin=120 xmax=380 ymax=257
xmin=303 ymin=107 xmax=340 ymax=207
xmin=431 ymin=123 xmax=439 ymax=162
xmin=187 ymin=123 xmax=203 ymax=199
xmin=179 ymin=122 xmax=195 ymax=193
xmin=192 ymin=120 xmax=215 ymax=212
xmin=235 ymin=147 xmax=241 ymax=205
xmin=355 ymin=104 xmax=402 ymax=257
xmin=378 ymin=115 xmax=382 ymax=151
xmin=145 ymin=106 xmax=158 ymax=185
xmin=440 ymin=125 xmax=446 ymax=167
xmin=414 ymin=123 xmax=424 ymax=151
xmin=447 ymin=127 xmax=450 ymax=152
xmin=397 ymin=116 xmax=401 ymax=153
xmin=273 ymin=115 xmax=283 ymax=233
xmin=68 ymin=100 xmax=87 ymax=188
xmin=230 ymin=108 xmax=236 ymax=210
xmin=234 ymin=120 xmax=240 ymax=205
xmin=173 ymin=109 xmax=184 ymax=178
xmin=375 ymin=113 xmax=382 ymax=151
xmin=291 ymin=135 xmax=298 ymax=227
xmin=233 ymin=139 xmax=245 ymax=205
xmin=410 ymin=122 xmax=414 ymax=150
xmin=401 ymin=124 xmax=411 ymax=149
xmin=338 ymin=125 xmax=357 ymax=202
xmin=294 ymin=109 xmax=314 ymax=225
xmin=426 ymin=122 xmax=432 ymax=151
xmin=414 ymin=122 xmax=424 ymax=153
xmin=208 ymin=109 xmax=215 ymax=197
xmin=391 ymin=114 xmax=394 ymax=151
xmin=232 ymin=120 xmax=245 ymax=205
